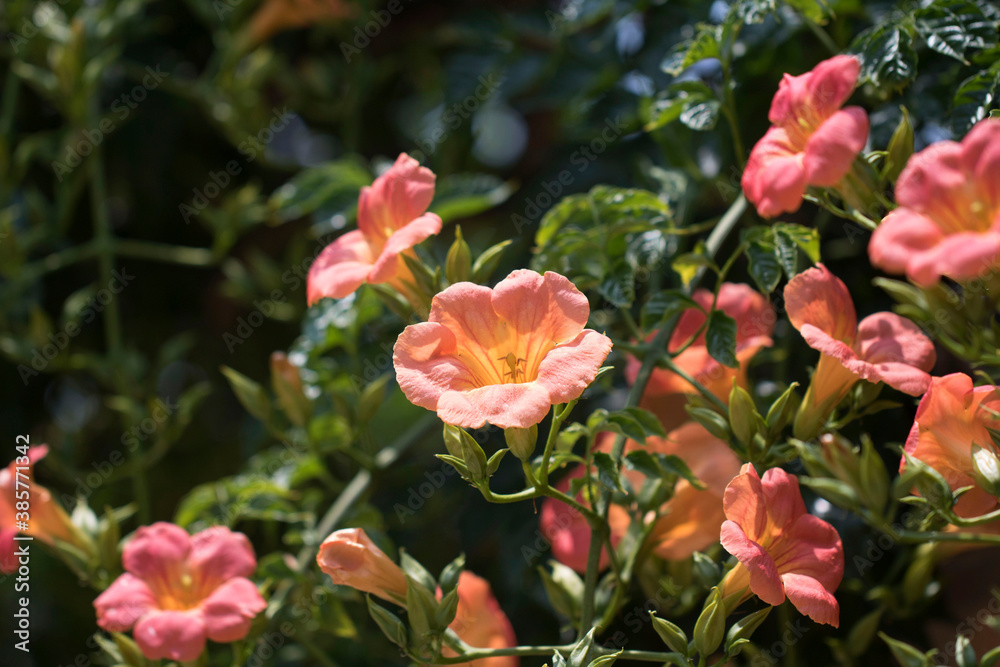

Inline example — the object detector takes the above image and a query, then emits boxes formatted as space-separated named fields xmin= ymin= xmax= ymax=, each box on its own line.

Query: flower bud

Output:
xmin=728 ymin=381 xmax=760 ymax=447
xmin=445 ymin=226 xmax=472 ymax=284
xmin=693 ymin=587 xmax=727 ymax=657
xmin=442 ymin=425 xmax=488 ymax=482
xmin=971 ymin=443 xmax=1000 ymax=498
xmin=505 ymin=425 xmax=538 ymax=461
xmin=317 ymin=528 xmax=408 ymax=604
xmin=271 ymin=352 xmax=311 ymax=426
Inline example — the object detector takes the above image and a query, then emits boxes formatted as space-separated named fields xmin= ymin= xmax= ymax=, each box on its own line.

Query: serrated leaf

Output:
xmin=951 ymin=63 xmax=1000 ymax=134
xmin=851 ymin=23 xmax=919 ymax=91
xmin=661 ymin=24 xmax=720 ymax=76
xmin=914 ymin=0 xmax=997 ymax=64
xmin=593 ymin=451 xmax=623 ymax=491
xmin=746 ymin=238 xmax=782 ymax=294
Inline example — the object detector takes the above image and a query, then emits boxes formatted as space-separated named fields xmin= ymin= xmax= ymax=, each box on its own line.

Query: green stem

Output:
xmin=657 ymin=356 xmax=729 ymax=414
xmin=578 ymin=519 xmax=608 ymax=636
xmin=428 ymin=642 xmax=685 ymax=664
xmin=538 ymin=400 xmax=578 ymax=487
xmin=113 ymin=239 xmax=217 ymax=266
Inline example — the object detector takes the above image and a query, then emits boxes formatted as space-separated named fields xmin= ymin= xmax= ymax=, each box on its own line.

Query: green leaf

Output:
xmin=706 ymin=310 xmax=739 ymax=369
xmin=774 ymin=223 xmax=821 ymax=263
xmin=640 ymin=290 xmax=699 ymax=331
xmin=608 ymin=407 xmax=668 ymax=440
xmin=885 ymin=106 xmax=915 ymax=183
xmin=367 ymin=597 xmax=408 ymax=648
xmin=746 ymin=238 xmax=782 ymax=294
xmin=879 ymin=632 xmax=934 ymax=667
xmin=220 ymin=366 xmax=271 ymax=423
xmin=593 ymin=451 xmax=623 ymax=491
xmin=539 ymin=561 xmax=584 ymax=620
xmin=851 ymin=23 xmax=919 ymax=91
xmin=785 ymin=0 xmax=829 ymax=23
xmin=951 ymin=62 xmax=1000 ymax=134
xmin=680 ymin=98 xmax=721 ymax=131
xmin=268 ymin=158 xmax=370 ymax=222
xmin=732 ymin=0 xmax=779 ymax=24
xmin=914 ymin=0 xmax=998 ymax=64
xmin=661 ymin=24 xmax=720 ymax=76
xmin=430 ymin=173 xmax=515 ymax=223
xmin=672 ymin=250 xmax=715 ymax=289
xmin=725 ymin=607 xmax=772 ymax=656
xmin=471 ymin=239 xmax=513 ymax=283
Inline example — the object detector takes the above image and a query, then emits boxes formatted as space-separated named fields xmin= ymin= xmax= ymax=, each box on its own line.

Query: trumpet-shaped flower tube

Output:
xmin=445 ymin=571 xmax=519 ymax=667
xmin=307 ymin=153 xmax=442 ymax=303
xmin=626 ymin=283 xmax=774 ymax=433
xmin=901 ymin=373 xmax=1000 ymax=518
xmin=720 ymin=464 xmax=844 ymax=626
xmin=317 ymin=527 xmax=409 ymax=603
xmin=742 ymin=55 xmax=869 ymax=218
xmin=394 ymin=269 xmax=613 ymax=429
xmin=869 ymin=119 xmax=1000 ymax=286
xmin=94 ymin=523 xmax=266 ymax=662
xmin=785 ymin=264 xmax=936 ymax=439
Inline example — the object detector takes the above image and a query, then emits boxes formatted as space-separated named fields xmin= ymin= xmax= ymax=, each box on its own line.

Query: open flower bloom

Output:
xmin=901 ymin=373 xmax=1000 ymax=518
xmin=539 ymin=465 xmax=611 ymax=574
xmin=444 ymin=571 xmax=519 ymax=667
xmin=94 ymin=523 xmax=266 ymax=662
xmin=742 ymin=55 xmax=869 ymax=218
xmin=720 ymin=464 xmax=844 ymax=626
xmin=626 ymin=283 xmax=773 ymax=433
xmin=307 ymin=153 xmax=442 ymax=303
xmin=394 ymin=269 xmax=613 ymax=429
xmin=785 ymin=264 xmax=936 ymax=439
xmin=0 ymin=445 xmax=83 ymax=573
xmin=317 ymin=527 xmax=408 ymax=604
xmin=869 ymin=119 xmax=1000 ymax=286
xmin=609 ymin=423 xmax=744 ymax=560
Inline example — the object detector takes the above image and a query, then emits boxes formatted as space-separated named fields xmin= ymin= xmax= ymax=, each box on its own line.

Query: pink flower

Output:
xmin=316 ymin=527 xmax=408 ymax=603
xmin=627 ymin=283 xmax=773 ymax=433
xmin=742 ymin=55 xmax=869 ymax=218
xmin=94 ymin=523 xmax=266 ymax=662
xmin=445 ymin=571 xmax=518 ymax=667
xmin=901 ymin=373 xmax=1000 ymax=518
xmin=869 ymin=119 xmax=1000 ymax=286
xmin=393 ymin=269 xmax=613 ymax=429
xmin=720 ymin=464 xmax=844 ymax=626
xmin=0 ymin=445 xmax=81 ymax=573
xmin=784 ymin=264 xmax=936 ymax=439
xmin=307 ymin=153 xmax=442 ymax=303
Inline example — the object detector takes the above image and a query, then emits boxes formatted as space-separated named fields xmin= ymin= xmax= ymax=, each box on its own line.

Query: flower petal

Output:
xmin=357 ymin=153 xmax=436 ymax=239
xmin=446 ymin=572 xmax=519 ymax=667
xmin=93 ymin=573 xmax=158 ymax=632
xmin=436 ymin=382 xmax=553 ymax=429
xmin=742 ymin=129 xmax=809 ymax=218
xmin=428 ymin=282 xmax=507 ymax=384
xmin=189 ymin=526 xmax=258 ymax=590
xmin=855 ymin=312 xmax=936 ymax=386
xmin=780 ymin=572 xmax=840 ymax=626
xmin=769 ymin=55 xmax=860 ymax=126
xmin=961 ymin=119 xmax=1000 ymax=200
xmin=784 ymin=264 xmax=857 ymax=343
xmin=541 ymin=469 xmax=608 ymax=574
xmin=134 ymin=609 xmax=207 ymax=662
xmin=200 ymin=577 xmax=267 ymax=643
xmin=803 ymin=106 xmax=868 ymax=186
xmin=123 ymin=522 xmax=192 ymax=581
xmin=723 ymin=464 xmax=768 ymax=543
xmin=394 ymin=322 xmax=478 ymax=411
xmin=775 ymin=514 xmax=844 ymax=593
xmin=868 ymin=208 xmax=944 ymax=282
xmin=720 ymin=520 xmax=784 ymax=606
xmin=535 ymin=330 xmax=613 ymax=406
xmin=367 ymin=212 xmax=443 ymax=284
xmin=906 ymin=231 xmax=1000 ymax=286
xmin=306 ymin=230 xmax=374 ymax=303
xmin=759 ymin=467 xmax=808 ymax=529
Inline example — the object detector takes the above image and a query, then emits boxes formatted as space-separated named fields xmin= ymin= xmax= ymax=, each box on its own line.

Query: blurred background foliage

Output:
xmin=1 ymin=0 xmax=999 ymax=665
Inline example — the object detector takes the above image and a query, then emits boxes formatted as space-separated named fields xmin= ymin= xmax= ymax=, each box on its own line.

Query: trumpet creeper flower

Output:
xmin=94 ymin=523 xmax=266 ymax=662
xmin=720 ymin=464 xmax=844 ymax=626
xmin=307 ymin=153 xmax=442 ymax=303
xmin=869 ymin=118 xmax=1000 ymax=286
xmin=394 ymin=269 xmax=613 ymax=429
xmin=742 ymin=55 xmax=869 ymax=218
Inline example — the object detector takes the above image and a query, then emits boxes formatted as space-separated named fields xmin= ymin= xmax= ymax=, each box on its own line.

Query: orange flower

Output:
xmin=627 ymin=283 xmax=773 ymax=433
xmin=901 ymin=373 xmax=1000 ymax=518
xmin=317 ymin=528 xmax=409 ymax=604
xmin=720 ymin=464 xmax=844 ymax=626
xmin=247 ymin=0 xmax=356 ymax=46
xmin=0 ymin=445 xmax=82 ymax=572
xmin=445 ymin=572 xmax=518 ymax=667
xmin=394 ymin=269 xmax=613 ymax=429
xmin=869 ymin=119 xmax=1000 ymax=286
xmin=784 ymin=264 xmax=936 ymax=439
xmin=308 ymin=153 xmax=442 ymax=303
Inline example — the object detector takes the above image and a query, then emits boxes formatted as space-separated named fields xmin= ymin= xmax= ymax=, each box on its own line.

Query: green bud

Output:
xmin=112 ymin=633 xmax=148 ymax=667
xmin=728 ymin=381 xmax=760 ymax=447
xmin=859 ymin=437 xmax=889 ymax=514
xmin=649 ymin=612 xmax=689 ymax=655
xmin=971 ymin=443 xmax=1000 ymax=497
xmin=693 ymin=587 xmax=727 ymax=657
xmin=884 ymin=106 xmax=914 ymax=184
xmin=686 ymin=406 xmax=731 ymax=441
xmin=764 ymin=382 xmax=798 ymax=441
xmin=358 ymin=374 xmax=389 ymax=423
xmin=505 ymin=425 xmax=539 ymax=461
xmin=445 ymin=225 xmax=472 ymax=284
xmin=367 ymin=596 xmax=409 ymax=648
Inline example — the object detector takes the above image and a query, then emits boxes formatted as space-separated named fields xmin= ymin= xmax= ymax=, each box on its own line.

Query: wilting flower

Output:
xmin=742 ymin=55 xmax=869 ymax=218
xmin=94 ymin=523 xmax=266 ymax=662
xmin=627 ymin=283 xmax=773 ymax=433
xmin=0 ymin=445 xmax=85 ymax=573
xmin=610 ymin=423 xmax=744 ymax=560
xmin=308 ymin=153 xmax=442 ymax=303
xmin=901 ymin=373 xmax=1000 ymax=518
xmin=720 ymin=464 xmax=844 ymax=626
xmin=394 ymin=269 xmax=613 ymax=429
xmin=869 ymin=118 xmax=1000 ymax=286
xmin=317 ymin=527 xmax=408 ymax=603
xmin=539 ymin=466 xmax=610 ymax=574
xmin=785 ymin=264 xmax=936 ymax=439
xmin=247 ymin=0 xmax=356 ymax=47
xmin=445 ymin=571 xmax=519 ymax=667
